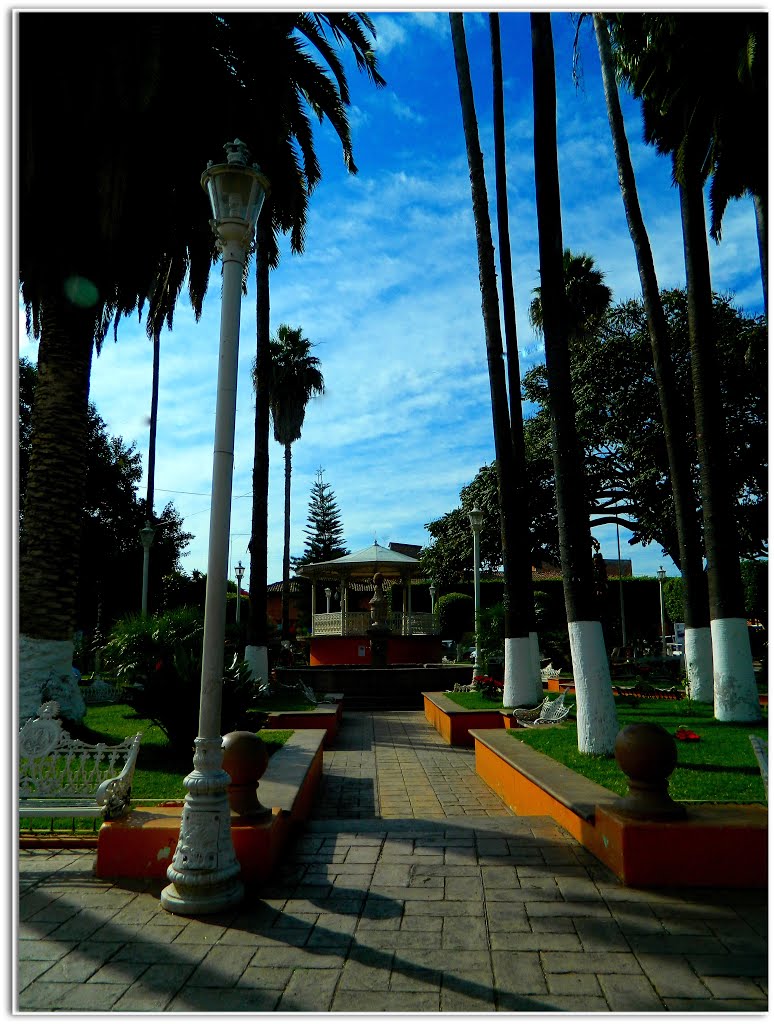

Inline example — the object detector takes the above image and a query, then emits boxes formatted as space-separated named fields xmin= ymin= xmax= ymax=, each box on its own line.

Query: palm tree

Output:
xmin=18 ymin=12 xmax=384 ymax=716
xmin=450 ymin=13 xmax=535 ymax=706
xmin=225 ymin=13 xmax=384 ymax=683
xmin=18 ymin=13 xmax=253 ymax=720
xmin=592 ymin=14 xmax=712 ymax=700
xmin=609 ymin=13 xmax=761 ymax=723
xmin=489 ymin=13 xmax=539 ymax=704
xmin=530 ymin=12 xmax=619 ymax=754
xmin=263 ymin=325 xmax=325 ymax=640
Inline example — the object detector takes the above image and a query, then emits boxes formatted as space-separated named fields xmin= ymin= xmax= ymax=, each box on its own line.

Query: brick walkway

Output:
xmin=17 ymin=711 xmax=768 ymax=1012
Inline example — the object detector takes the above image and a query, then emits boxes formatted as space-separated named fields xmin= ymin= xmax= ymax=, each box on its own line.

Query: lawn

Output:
xmin=445 ymin=690 xmax=512 ymax=710
xmin=509 ymin=698 xmax=767 ymax=803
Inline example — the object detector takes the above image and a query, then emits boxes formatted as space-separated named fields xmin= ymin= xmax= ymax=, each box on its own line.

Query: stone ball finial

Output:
xmin=222 ymin=731 xmax=271 ymax=820
xmin=613 ymin=722 xmax=687 ymax=821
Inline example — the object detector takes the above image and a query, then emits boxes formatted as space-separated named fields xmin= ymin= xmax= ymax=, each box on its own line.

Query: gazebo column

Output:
xmin=311 ymin=578 xmax=317 ymax=635
xmin=340 ymin=576 xmax=347 ymax=636
xmin=406 ymin=576 xmax=413 ymax=635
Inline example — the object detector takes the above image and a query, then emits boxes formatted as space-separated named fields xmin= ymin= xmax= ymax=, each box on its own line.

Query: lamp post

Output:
xmin=235 ymin=561 xmax=245 ymax=624
xmin=324 ymin=587 xmax=332 ymax=613
xmin=161 ymin=140 xmax=268 ymax=917
xmin=468 ymin=508 xmax=483 ymax=679
xmin=429 ymin=583 xmax=436 ymax=614
xmin=657 ymin=566 xmax=667 ymax=658
xmin=139 ymin=521 xmax=156 ymax=615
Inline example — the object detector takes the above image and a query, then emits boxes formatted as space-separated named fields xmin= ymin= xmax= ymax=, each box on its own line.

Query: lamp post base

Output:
xmin=159 ymin=737 xmax=245 ymax=916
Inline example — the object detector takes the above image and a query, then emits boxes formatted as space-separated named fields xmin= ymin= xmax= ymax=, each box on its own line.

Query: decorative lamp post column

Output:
xmin=468 ymin=508 xmax=483 ymax=679
xmin=235 ymin=561 xmax=245 ymax=625
xmin=324 ymin=587 xmax=332 ymax=613
xmin=429 ymin=583 xmax=436 ymax=614
xmin=161 ymin=140 xmax=268 ymax=917
xmin=140 ymin=521 xmax=156 ymax=615
xmin=657 ymin=567 xmax=667 ymax=658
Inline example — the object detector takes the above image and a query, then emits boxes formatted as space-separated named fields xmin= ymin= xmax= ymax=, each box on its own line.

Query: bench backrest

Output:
xmin=19 ymin=701 xmax=141 ymax=801
xmin=539 ymin=693 xmax=573 ymax=722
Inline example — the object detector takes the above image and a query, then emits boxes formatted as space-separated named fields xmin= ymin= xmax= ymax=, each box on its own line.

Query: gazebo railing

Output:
xmin=312 ymin=612 xmax=438 ymax=637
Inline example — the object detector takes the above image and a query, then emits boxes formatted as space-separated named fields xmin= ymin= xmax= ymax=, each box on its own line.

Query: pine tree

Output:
xmin=294 ymin=469 xmax=349 ymax=568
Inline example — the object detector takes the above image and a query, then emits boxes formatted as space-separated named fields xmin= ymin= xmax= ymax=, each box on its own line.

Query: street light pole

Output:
xmin=468 ymin=508 xmax=483 ymax=680
xmin=324 ymin=587 xmax=332 ymax=613
xmin=657 ymin=566 xmax=667 ymax=658
xmin=140 ymin=521 xmax=156 ymax=615
xmin=235 ymin=561 xmax=245 ymax=625
xmin=161 ymin=140 xmax=268 ymax=917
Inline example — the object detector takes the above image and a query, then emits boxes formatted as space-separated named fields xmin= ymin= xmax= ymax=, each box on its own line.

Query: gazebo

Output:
xmin=298 ymin=543 xmax=441 ymax=666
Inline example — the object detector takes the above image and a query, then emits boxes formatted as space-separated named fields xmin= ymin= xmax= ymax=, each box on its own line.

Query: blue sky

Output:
xmin=18 ymin=9 xmax=765 ymax=587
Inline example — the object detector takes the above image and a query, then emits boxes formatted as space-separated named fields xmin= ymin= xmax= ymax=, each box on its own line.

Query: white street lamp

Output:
xmin=161 ymin=140 xmax=268 ymax=917
xmin=657 ymin=566 xmax=667 ymax=658
xmin=139 ymin=521 xmax=156 ymax=615
xmin=235 ymin=561 xmax=245 ymax=625
xmin=468 ymin=508 xmax=483 ymax=679
xmin=429 ymin=583 xmax=436 ymax=614
xmin=324 ymin=587 xmax=332 ymax=613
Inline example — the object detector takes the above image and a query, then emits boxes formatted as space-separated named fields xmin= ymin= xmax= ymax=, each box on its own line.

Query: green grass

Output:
xmin=21 ymin=704 xmax=292 ymax=832
xmin=509 ymin=698 xmax=768 ymax=803
xmin=445 ymin=691 xmax=509 ymax=710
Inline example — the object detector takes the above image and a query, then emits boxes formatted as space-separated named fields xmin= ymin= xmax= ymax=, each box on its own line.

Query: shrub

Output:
xmin=437 ymin=593 xmax=473 ymax=642
xmin=102 ymin=608 xmax=263 ymax=750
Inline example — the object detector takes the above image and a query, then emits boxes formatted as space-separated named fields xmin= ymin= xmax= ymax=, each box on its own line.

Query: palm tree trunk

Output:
xmin=753 ymin=191 xmax=767 ymax=318
xmin=245 ymin=201 xmax=272 ymax=684
xmin=531 ymin=11 xmax=618 ymax=753
xmin=146 ymin=323 xmax=160 ymax=521
xmin=679 ymin=170 xmax=761 ymax=721
xmin=450 ymin=12 xmax=533 ymax=703
xmin=19 ymin=295 xmax=93 ymax=722
xmin=489 ymin=12 xmax=539 ymax=704
xmin=281 ymin=442 xmax=292 ymax=640
xmin=594 ymin=14 xmax=712 ymax=699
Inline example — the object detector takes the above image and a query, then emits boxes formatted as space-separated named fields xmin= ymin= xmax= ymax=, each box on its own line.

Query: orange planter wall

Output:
xmin=423 ymin=694 xmax=507 ymax=746
xmin=474 ymin=736 xmax=768 ymax=888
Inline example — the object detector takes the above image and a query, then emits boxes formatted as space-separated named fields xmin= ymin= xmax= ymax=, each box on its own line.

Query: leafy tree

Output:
xmin=522 ymin=290 xmax=767 ymax=564
xmin=295 ymin=468 xmax=350 ymax=568
xmin=264 ymin=324 xmax=325 ymax=639
xmin=19 ymin=358 xmax=191 ymax=647
xmin=531 ymin=12 xmax=618 ymax=753
xmin=422 ymin=457 xmax=558 ymax=589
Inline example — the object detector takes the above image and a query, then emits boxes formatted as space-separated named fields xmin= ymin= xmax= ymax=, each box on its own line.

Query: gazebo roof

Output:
xmin=298 ymin=542 xmax=422 ymax=580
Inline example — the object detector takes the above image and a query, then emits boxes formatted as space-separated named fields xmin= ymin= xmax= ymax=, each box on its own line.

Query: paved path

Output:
xmin=17 ymin=711 xmax=768 ymax=1012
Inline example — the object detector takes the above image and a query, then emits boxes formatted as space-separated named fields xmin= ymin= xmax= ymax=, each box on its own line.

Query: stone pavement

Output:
xmin=17 ymin=711 xmax=768 ymax=1013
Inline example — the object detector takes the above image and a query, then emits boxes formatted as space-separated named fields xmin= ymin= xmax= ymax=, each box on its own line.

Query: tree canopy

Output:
xmin=19 ymin=358 xmax=191 ymax=634
xmin=522 ymin=288 xmax=767 ymax=567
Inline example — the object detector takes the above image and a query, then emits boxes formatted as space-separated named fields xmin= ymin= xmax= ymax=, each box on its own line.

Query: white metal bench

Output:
xmin=750 ymin=735 xmax=768 ymax=798
xmin=513 ymin=691 xmax=572 ymax=728
xmin=80 ymin=679 xmax=123 ymax=704
xmin=19 ymin=701 xmax=142 ymax=822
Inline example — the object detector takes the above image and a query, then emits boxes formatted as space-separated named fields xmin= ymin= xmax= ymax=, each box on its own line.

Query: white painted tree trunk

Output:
xmin=529 ymin=632 xmax=543 ymax=703
xmin=19 ymin=635 xmax=85 ymax=724
xmin=712 ymin=617 xmax=762 ymax=722
xmin=684 ymin=625 xmax=713 ymax=702
xmin=503 ymin=636 xmax=535 ymax=708
xmin=568 ymin=620 xmax=619 ymax=754
xmin=244 ymin=644 xmax=269 ymax=687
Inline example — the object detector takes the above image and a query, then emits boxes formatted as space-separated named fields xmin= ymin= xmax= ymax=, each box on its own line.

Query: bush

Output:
xmin=437 ymin=593 xmax=473 ymax=642
xmin=101 ymin=608 xmax=263 ymax=751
